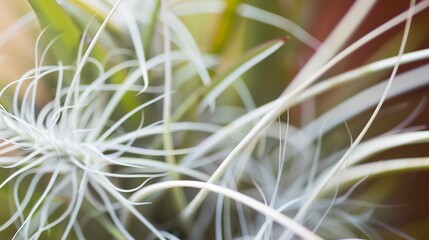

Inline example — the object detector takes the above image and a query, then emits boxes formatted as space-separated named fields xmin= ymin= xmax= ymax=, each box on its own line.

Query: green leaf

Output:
xmin=209 ymin=0 xmax=242 ymax=53
xmin=28 ymin=0 xmax=81 ymax=64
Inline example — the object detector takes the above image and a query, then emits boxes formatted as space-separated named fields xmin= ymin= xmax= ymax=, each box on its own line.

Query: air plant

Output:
xmin=1 ymin=0 xmax=429 ymax=239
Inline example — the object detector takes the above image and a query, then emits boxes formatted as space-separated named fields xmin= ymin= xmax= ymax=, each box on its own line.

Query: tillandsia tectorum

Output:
xmin=1 ymin=0 xmax=429 ymax=239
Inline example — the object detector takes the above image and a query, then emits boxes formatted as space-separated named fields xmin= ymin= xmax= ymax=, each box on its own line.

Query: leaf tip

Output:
xmin=279 ymin=36 xmax=291 ymax=43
